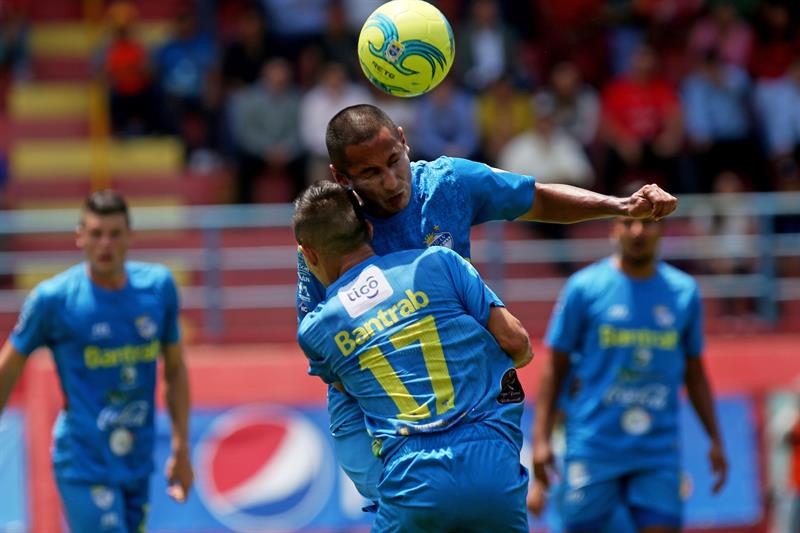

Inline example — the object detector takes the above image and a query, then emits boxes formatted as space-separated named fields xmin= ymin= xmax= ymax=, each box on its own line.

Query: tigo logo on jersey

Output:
xmin=338 ymin=265 xmax=393 ymax=318
xmin=195 ymin=405 xmax=336 ymax=533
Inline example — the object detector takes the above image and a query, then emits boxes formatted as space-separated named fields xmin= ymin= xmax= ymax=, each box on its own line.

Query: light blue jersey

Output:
xmin=546 ymin=257 xmax=703 ymax=469
xmin=298 ymin=248 xmax=529 ymax=532
xmin=10 ymin=262 xmax=181 ymax=484
xmin=298 ymin=248 xmax=525 ymax=460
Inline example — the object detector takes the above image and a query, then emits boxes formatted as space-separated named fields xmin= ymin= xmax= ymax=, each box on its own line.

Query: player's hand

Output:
xmin=626 ymin=183 xmax=677 ymax=221
xmin=709 ymin=440 xmax=728 ymax=494
xmin=532 ymin=441 xmax=555 ymax=488
xmin=527 ymin=479 xmax=548 ymax=517
xmin=165 ymin=448 xmax=194 ymax=503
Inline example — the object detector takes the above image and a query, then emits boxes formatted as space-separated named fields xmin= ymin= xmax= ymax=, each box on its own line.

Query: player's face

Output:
xmin=335 ymin=126 xmax=412 ymax=217
xmin=612 ymin=217 xmax=661 ymax=266
xmin=76 ymin=212 xmax=131 ymax=280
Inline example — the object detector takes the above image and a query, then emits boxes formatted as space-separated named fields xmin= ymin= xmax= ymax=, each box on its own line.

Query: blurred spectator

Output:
xmin=414 ymin=78 xmax=479 ymax=161
xmin=496 ymin=93 xmax=594 ymax=268
xmin=476 ymin=74 xmax=534 ymax=164
xmin=299 ymin=62 xmax=371 ymax=183
xmin=682 ymin=49 xmax=759 ymax=191
xmin=369 ymin=88 xmax=419 ymax=148
xmin=155 ymin=6 xmax=219 ymax=157
xmin=341 ymin=0 xmax=383 ymax=34
xmin=749 ymin=1 xmax=799 ymax=81
xmin=0 ymin=3 xmax=29 ymax=81
xmin=545 ymin=61 xmax=600 ymax=147
xmin=754 ymin=59 xmax=800 ymax=180
xmin=221 ymin=3 xmax=283 ymax=92
xmin=497 ymin=93 xmax=594 ymax=189
xmin=320 ymin=2 xmax=359 ymax=77
xmin=533 ymin=0 xmax=609 ymax=86
xmin=691 ymin=171 xmax=756 ymax=318
xmin=261 ymin=0 xmax=329 ymax=55
xmin=98 ymin=1 xmax=160 ymax=136
xmin=600 ymin=44 xmax=686 ymax=193
xmin=687 ymin=2 xmax=753 ymax=69
xmin=455 ymin=0 xmax=518 ymax=92
xmin=230 ymin=58 xmax=305 ymax=203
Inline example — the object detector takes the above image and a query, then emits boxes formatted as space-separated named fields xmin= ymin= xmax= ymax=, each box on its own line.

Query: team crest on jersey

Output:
xmin=653 ymin=305 xmax=675 ymax=328
xmin=567 ymin=462 xmax=590 ymax=488
xmin=607 ymin=304 xmax=629 ymax=320
xmin=135 ymin=315 xmax=157 ymax=339
xmin=425 ymin=226 xmax=453 ymax=249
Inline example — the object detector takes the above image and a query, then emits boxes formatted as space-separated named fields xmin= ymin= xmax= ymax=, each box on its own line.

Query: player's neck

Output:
xmin=336 ymin=245 xmax=376 ymax=281
xmin=87 ymin=264 xmax=128 ymax=290
xmin=613 ymin=254 xmax=657 ymax=279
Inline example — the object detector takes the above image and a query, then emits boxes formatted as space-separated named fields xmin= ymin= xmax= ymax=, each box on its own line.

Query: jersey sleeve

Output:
xmin=296 ymin=249 xmax=326 ymax=323
xmin=452 ymin=158 xmax=535 ymax=224
xmin=9 ymin=286 xmax=51 ymax=356
xmin=160 ymin=269 xmax=181 ymax=345
xmin=683 ymin=282 xmax=704 ymax=358
xmin=545 ymin=276 xmax=585 ymax=353
xmin=297 ymin=329 xmax=338 ymax=384
xmin=438 ymin=248 xmax=503 ymax=327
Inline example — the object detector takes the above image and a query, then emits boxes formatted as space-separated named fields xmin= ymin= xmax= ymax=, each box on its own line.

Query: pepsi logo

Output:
xmin=195 ymin=405 xmax=336 ymax=532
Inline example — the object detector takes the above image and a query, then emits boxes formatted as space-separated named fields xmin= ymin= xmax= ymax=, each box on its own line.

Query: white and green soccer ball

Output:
xmin=357 ymin=0 xmax=455 ymax=97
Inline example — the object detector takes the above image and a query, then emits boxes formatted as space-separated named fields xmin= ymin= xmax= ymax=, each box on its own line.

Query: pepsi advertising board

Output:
xmin=143 ymin=397 xmax=760 ymax=533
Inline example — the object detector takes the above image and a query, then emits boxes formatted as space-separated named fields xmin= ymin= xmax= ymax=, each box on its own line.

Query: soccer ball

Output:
xmin=357 ymin=0 xmax=455 ymax=98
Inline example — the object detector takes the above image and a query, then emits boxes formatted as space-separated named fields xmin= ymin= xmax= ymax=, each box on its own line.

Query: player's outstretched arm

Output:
xmin=519 ymin=182 xmax=677 ymax=224
xmin=162 ymin=342 xmax=193 ymax=503
xmin=487 ymin=306 xmax=532 ymax=368
xmin=685 ymin=356 xmax=728 ymax=494
xmin=0 ymin=341 xmax=27 ymax=417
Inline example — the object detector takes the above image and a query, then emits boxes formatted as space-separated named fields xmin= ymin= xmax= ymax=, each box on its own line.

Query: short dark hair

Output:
xmin=293 ymin=181 xmax=370 ymax=256
xmin=325 ymin=104 xmax=400 ymax=170
xmin=82 ymin=190 xmax=130 ymax=226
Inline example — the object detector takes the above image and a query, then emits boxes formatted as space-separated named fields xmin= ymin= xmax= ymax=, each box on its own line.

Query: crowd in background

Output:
xmin=1 ymin=0 xmax=799 ymax=206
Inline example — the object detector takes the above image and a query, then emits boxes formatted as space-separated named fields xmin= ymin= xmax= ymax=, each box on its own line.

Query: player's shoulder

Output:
xmin=34 ymin=263 xmax=85 ymax=299
xmin=656 ymin=261 xmax=699 ymax=292
xmin=126 ymin=261 xmax=176 ymax=287
xmin=412 ymin=155 xmax=457 ymax=191
xmin=568 ymin=258 xmax=615 ymax=289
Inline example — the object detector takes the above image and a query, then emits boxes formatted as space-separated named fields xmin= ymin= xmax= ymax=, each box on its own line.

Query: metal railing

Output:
xmin=0 ymin=192 xmax=797 ymax=337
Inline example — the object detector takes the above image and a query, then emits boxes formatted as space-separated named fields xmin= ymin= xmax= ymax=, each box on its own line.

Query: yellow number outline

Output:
xmin=359 ymin=315 xmax=455 ymax=421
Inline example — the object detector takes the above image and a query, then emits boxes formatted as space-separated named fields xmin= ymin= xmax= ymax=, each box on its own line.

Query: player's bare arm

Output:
xmin=162 ymin=342 xmax=193 ymax=503
xmin=531 ymin=351 xmax=571 ymax=488
xmin=685 ymin=356 xmax=728 ymax=494
xmin=486 ymin=306 xmax=532 ymax=368
xmin=520 ymin=182 xmax=678 ymax=223
xmin=0 ymin=341 xmax=27 ymax=416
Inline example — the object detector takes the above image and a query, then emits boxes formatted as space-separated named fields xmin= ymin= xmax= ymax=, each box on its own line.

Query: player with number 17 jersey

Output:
xmin=296 ymin=156 xmax=534 ymax=499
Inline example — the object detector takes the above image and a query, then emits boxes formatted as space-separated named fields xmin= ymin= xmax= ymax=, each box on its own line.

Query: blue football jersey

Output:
xmin=10 ymin=262 xmax=181 ymax=483
xmin=298 ymin=248 xmax=525 ymax=460
xmin=545 ymin=258 xmax=703 ymax=468
xmin=296 ymin=156 xmax=534 ymax=436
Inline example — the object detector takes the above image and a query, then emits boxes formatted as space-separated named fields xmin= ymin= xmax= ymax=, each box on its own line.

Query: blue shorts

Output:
xmin=328 ymin=386 xmax=382 ymax=503
xmin=372 ymin=423 xmax=529 ymax=533
xmin=558 ymin=459 xmax=682 ymax=532
xmin=57 ymin=477 xmax=150 ymax=533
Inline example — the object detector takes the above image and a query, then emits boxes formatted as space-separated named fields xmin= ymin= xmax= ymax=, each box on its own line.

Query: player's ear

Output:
xmin=330 ymin=164 xmax=349 ymax=186
xmin=397 ymin=127 xmax=409 ymax=151
xmin=299 ymin=244 xmax=319 ymax=268
xmin=365 ymin=220 xmax=374 ymax=240
xmin=75 ymin=224 xmax=84 ymax=249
